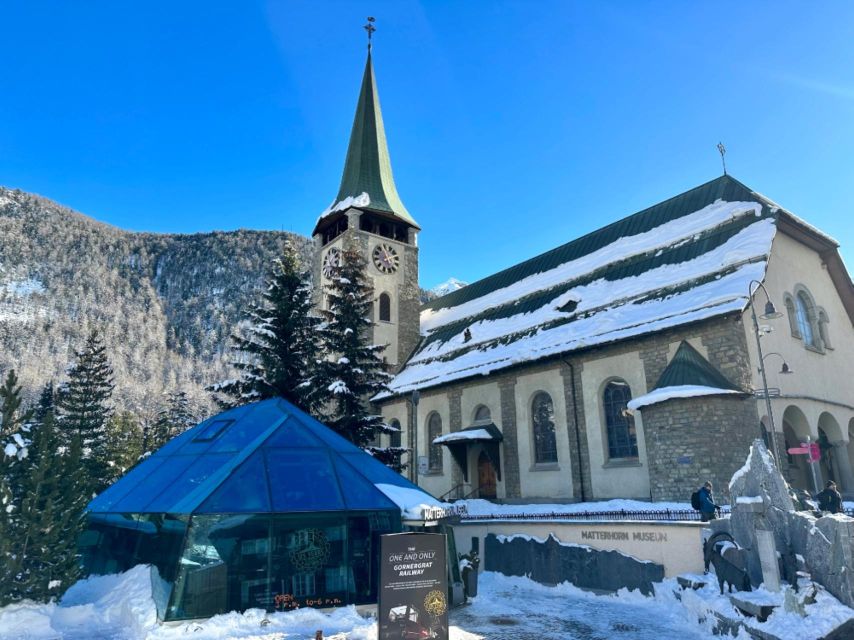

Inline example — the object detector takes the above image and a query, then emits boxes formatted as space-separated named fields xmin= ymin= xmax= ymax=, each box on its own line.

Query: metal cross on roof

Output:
xmin=364 ymin=17 xmax=376 ymax=50
xmin=717 ymin=142 xmax=727 ymax=176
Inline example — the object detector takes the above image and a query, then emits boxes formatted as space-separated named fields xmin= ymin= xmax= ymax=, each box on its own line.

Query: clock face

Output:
xmin=372 ymin=243 xmax=400 ymax=274
xmin=322 ymin=248 xmax=341 ymax=279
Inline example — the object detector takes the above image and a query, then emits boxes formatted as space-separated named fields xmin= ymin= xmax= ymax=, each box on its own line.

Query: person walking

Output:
xmin=815 ymin=480 xmax=843 ymax=514
xmin=697 ymin=481 xmax=721 ymax=522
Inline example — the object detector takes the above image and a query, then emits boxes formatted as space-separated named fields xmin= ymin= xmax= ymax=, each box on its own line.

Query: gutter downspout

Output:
xmin=562 ymin=358 xmax=586 ymax=502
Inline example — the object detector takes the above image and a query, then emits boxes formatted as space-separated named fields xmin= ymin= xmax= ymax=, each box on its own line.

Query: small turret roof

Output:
xmin=315 ymin=52 xmax=418 ymax=234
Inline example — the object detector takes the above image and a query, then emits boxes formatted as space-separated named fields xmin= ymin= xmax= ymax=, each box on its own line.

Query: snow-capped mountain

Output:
xmin=0 ymin=186 xmax=310 ymax=411
xmin=430 ymin=277 xmax=468 ymax=298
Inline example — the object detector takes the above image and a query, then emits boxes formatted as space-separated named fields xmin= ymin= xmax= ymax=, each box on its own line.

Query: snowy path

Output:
xmin=454 ymin=574 xmax=714 ymax=640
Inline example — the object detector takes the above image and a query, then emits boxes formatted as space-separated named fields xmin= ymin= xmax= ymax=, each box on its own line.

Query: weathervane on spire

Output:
xmin=364 ymin=17 xmax=376 ymax=50
xmin=717 ymin=142 xmax=727 ymax=176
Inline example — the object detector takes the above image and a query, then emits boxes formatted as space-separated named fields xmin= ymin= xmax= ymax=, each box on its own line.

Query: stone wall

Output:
xmin=643 ymin=396 xmax=758 ymax=502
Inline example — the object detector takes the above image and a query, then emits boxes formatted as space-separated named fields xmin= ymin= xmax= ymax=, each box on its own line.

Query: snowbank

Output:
xmin=453 ymin=498 xmax=698 ymax=518
xmin=375 ymin=482 xmax=444 ymax=520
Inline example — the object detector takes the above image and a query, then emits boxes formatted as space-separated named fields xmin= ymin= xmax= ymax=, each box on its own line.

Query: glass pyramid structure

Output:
xmin=80 ymin=398 xmax=432 ymax=621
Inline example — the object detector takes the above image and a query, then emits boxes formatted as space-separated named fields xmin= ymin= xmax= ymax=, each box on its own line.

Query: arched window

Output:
xmin=795 ymin=292 xmax=818 ymax=348
xmin=603 ymin=380 xmax=637 ymax=459
xmin=427 ymin=413 xmax=443 ymax=472
xmin=818 ymin=309 xmax=832 ymax=349
xmin=378 ymin=293 xmax=391 ymax=322
xmin=473 ymin=405 xmax=491 ymax=423
xmin=531 ymin=392 xmax=558 ymax=464
xmin=389 ymin=419 xmax=401 ymax=448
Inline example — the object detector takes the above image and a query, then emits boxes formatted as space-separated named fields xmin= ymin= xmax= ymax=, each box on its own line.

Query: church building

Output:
xmin=311 ymin=48 xmax=854 ymax=503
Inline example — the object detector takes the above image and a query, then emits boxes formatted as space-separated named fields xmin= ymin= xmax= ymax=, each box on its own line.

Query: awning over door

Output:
xmin=433 ymin=423 xmax=503 ymax=482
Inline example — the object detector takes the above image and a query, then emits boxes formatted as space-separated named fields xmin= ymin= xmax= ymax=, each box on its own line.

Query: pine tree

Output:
xmin=316 ymin=248 xmax=404 ymax=468
xmin=0 ymin=411 xmax=87 ymax=604
xmin=144 ymin=391 xmax=196 ymax=454
xmin=57 ymin=330 xmax=115 ymax=494
xmin=0 ymin=370 xmax=34 ymax=604
xmin=104 ymin=412 xmax=142 ymax=484
xmin=211 ymin=242 xmax=321 ymax=412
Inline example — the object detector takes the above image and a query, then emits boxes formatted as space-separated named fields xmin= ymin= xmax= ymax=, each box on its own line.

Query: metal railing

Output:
xmin=459 ymin=506 xmax=854 ymax=522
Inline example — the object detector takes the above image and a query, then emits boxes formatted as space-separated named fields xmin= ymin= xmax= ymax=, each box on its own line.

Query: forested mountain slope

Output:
xmin=0 ymin=186 xmax=310 ymax=415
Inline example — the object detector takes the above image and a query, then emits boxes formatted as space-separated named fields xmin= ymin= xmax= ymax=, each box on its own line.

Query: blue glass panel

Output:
xmin=111 ymin=455 xmax=198 ymax=513
xmin=144 ymin=453 xmax=232 ymax=512
xmin=209 ymin=402 xmax=284 ymax=452
xmin=151 ymin=427 xmax=198 ymax=457
xmin=197 ymin=450 xmax=272 ymax=513
xmin=193 ymin=420 xmax=233 ymax=443
xmin=265 ymin=448 xmax=345 ymax=511
xmin=173 ymin=403 xmax=256 ymax=455
xmin=334 ymin=455 xmax=399 ymax=511
xmin=292 ymin=413 xmax=360 ymax=452
xmin=87 ymin=456 xmax=169 ymax=512
xmin=338 ymin=452 xmax=413 ymax=488
xmin=263 ymin=421 xmax=324 ymax=449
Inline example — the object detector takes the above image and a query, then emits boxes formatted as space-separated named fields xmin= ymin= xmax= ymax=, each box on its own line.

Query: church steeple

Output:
xmin=314 ymin=51 xmax=418 ymax=234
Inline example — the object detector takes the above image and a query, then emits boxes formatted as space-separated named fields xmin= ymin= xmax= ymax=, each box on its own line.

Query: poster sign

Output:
xmin=378 ymin=532 xmax=448 ymax=640
xmin=417 ymin=456 xmax=429 ymax=475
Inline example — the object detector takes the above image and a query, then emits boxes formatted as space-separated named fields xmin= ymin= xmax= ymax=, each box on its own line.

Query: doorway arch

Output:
xmin=782 ymin=405 xmax=812 ymax=492
xmin=477 ymin=450 xmax=497 ymax=499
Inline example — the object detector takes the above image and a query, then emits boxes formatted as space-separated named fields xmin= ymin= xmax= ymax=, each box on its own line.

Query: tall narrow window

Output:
xmin=389 ymin=419 xmax=401 ymax=448
xmin=531 ymin=392 xmax=557 ymax=464
xmin=427 ymin=413 xmax=443 ymax=472
xmin=784 ymin=295 xmax=800 ymax=338
xmin=378 ymin=293 xmax=391 ymax=322
xmin=795 ymin=293 xmax=818 ymax=348
xmin=603 ymin=380 xmax=637 ymax=459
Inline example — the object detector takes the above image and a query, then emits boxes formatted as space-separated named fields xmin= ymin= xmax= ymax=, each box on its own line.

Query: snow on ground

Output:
xmin=453 ymin=498 xmax=704 ymax=518
xmin=3 ymin=565 xmax=852 ymax=639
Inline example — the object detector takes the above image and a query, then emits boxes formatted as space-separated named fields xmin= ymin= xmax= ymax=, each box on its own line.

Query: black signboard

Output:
xmin=378 ymin=532 xmax=448 ymax=640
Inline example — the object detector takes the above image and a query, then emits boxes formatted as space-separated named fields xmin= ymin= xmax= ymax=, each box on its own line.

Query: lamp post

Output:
xmin=748 ymin=280 xmax=783 ymax=460
xmin=410 ymin=389 xmax=420 ymax=486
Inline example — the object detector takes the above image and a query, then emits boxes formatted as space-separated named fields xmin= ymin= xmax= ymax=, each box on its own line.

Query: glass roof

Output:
xmin=88 ymin=398 xmax=423 ymax=515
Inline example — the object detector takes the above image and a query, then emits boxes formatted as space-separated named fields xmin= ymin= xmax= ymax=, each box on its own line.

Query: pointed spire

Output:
xmin=316 ymin=49 xmax=418 ymax=233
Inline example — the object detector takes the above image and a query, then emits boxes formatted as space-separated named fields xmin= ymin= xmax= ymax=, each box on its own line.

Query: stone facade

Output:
xmin=643 ymin=396 xmax=758 ymax=502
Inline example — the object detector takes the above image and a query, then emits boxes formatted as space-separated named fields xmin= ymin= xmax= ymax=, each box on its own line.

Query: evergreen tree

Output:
xmin=104 ymin=412 xmax=143 ymax=483
xmin=0 ymin=412 xmax=88 ymax=604
xmin=211 ymin=242 xmax=320 ymax=412
xmin=57 ymin=329 xmax=115 ymax=493
xmin=0 ymin=370 xmax=34 ymax=604
xmin=316 ymin=248 xmax=404 ymax=469
xmin=144 ymin=391 xmax=196 ymax=454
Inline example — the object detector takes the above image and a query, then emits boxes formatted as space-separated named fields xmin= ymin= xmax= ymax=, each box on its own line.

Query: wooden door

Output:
xmin=477 ymin=451 xmax=497 ymax=499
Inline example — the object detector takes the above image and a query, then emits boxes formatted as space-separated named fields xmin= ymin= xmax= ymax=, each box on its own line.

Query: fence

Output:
xmin=460 ymin=507 xmax=854 ymax=523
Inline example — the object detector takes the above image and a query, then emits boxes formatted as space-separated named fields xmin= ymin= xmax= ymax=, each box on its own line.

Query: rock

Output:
xmin=728 ymin=439 xmax=794 ymax=586
xmin=782 ymin=586 xmax=805 ymax=616
xmin=729 ymin=593 xmax=778 ymax=622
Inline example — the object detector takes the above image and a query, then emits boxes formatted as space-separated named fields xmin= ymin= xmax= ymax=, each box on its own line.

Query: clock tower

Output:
xmin=312 ymin=48 xmax=421 ymax=369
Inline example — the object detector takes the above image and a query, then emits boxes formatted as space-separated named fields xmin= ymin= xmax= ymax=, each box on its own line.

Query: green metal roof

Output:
xmin=315 ymin=52 xmax=418 ymax=233
xmin=423 ymin=175 xmax=767 ymax=313
xmin=653 ymin=341 xmax=743 ymax=392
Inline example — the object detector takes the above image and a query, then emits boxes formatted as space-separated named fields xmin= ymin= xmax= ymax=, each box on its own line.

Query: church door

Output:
xmin=477 ymin=451 xmax=497 ymax=499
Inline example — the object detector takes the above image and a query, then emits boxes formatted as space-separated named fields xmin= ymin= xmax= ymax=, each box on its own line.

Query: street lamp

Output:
xmin=410 ymin=389 xmax=420 ymax=486
xmin=761 ymin=352 xmax=793 ymax=376
xmin=748 ymin=280 xmax=783 ymax=460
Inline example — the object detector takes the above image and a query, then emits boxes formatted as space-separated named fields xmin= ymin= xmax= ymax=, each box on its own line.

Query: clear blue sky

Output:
xmin=1 ymin=2 xmax=853 ymax=289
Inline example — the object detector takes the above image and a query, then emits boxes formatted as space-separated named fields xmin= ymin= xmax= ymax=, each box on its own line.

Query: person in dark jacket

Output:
xmin=698 ymin=481 xmax=720 ymax=522
xmin=815 ymin=480 xmax=843 ymax=514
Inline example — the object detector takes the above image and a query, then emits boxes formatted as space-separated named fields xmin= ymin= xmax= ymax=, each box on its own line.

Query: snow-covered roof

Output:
xmin=382 ymin=175 xmax=792 ymax=398
xmin=433 ymin=428 xmax=495 ymax=444
xmin=627 ymin=385 xmax=743 ymax=411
